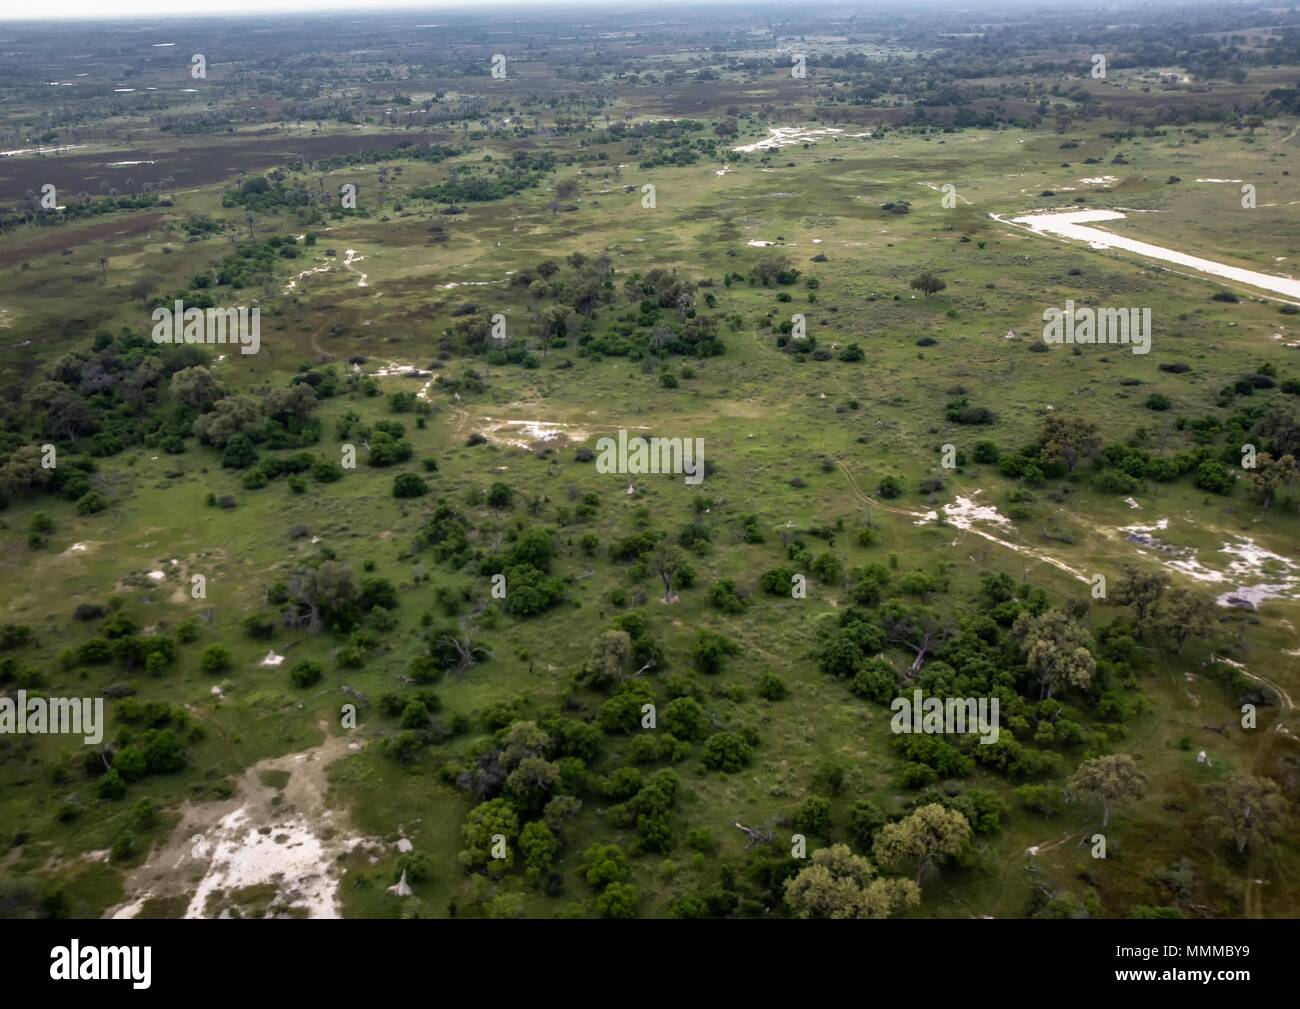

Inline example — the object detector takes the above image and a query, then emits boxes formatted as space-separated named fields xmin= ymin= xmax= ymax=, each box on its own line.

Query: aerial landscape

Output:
xmin=0 ymin=0 xmax=1297 ymax=929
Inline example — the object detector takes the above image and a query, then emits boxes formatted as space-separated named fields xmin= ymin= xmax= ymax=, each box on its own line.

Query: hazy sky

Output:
xmin=2 ymin=0 xmax=598 ymax=19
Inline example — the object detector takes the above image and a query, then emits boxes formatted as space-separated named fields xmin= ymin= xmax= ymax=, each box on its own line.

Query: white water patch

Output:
xmin=1001 ymin=209 xmax=1300 ymax=301
xmin=440 ymin=280 xmax=501 ymax=289
xmin=941 ymin=495 xmax=1012 ymax=530
xmin=912 ymin=490 xmax=1090 ymax=583
xmin=1078 ymin=175 xmax=1119 ymax=186
xmin=0 ymin=144 xmax=87 ymax=157
xmin=1118 ymin=518 xmax=1169 ymax=544
xmin=1118 ymin=519 xmax=1300 ymax=608
xmin=747 ymin=240 xmax=793 ymax=247
xmin=110 ymin=734 xmax=377 ymax=919
xmin=371 ymin=361 xmax=436 ymax=401
xmin=913 ymin=495 xmax=1011 ymax=528
xmin=343 ymin=249 xmax=367 ymax=287
xmin=104 ymin=160 xmax=157 ymax=166
xmin=479 ymin=417 xmax=591 ymax=450
xmin=715 ymin=165 xmax=732 ymax=176
xmin=259 ymin=651 xmax=285 ymax=667
xmin=371 ymin=364 xmax=432 ymax=379
xmin=284 ymin=260 xmax=332 ymax=292
xmin=183 ymin=807 xmax=356 ymax=918
xmin=1196 ymin=178 xmax=1242 ymax=183
xmin=147 ymin=570 xmax=166 ymax=581
xmin=732 ymin=126 xmax=871 ymax=154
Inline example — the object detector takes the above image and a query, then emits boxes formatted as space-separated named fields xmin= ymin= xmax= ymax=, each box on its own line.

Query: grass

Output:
xmin=1 ymin=101 xmax=1297 ymax=919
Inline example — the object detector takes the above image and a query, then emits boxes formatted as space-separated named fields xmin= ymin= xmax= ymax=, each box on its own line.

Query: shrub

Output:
xmin=76 ymin=492 xmax=108 ymax=515
xmin=200 ymin=644 xmax=233 ymax=675
xmin=702 ymin=731 xmax=753 ymax=772
xmin=757 ymin=670 xmax=789 ymax=700
xmin=290 ymin=659 xmax=323 ymax=688
xmin=393 ymin=473 xmax=429 ymax=498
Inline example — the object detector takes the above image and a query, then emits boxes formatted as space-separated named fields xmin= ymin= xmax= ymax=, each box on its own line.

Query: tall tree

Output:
xmin=873 ymin=803 xmax=971 ymax=886
xmin=880 ymin=600 xmax=953 ymax=675
xmin=1249 ymin=453 xmax=1298 ymax=508
xmin=1068 ymin=754 xmax=1147 ymax=828
xmin=653 ymin=535 xmax=685 ymax=604
xmin=1040 ymin=414 xmax=1102 ymax=473
xmin=910 ymin=271 xmax=946 ymax=301
xmin=1154 ymin=588 xmax=1217 ymax=654
xmin=580 ymin=630 xmax=631 ymax=687
xmin=784 ymin=844 xmax=920 ymax=919
xmin=1204 ymin=774 xmax=1288 ymax=855
xmin=1013 ymin=608 xmax=1096 ymax=699
xmin=1111 ymin=566 xmax=1169 ymax=629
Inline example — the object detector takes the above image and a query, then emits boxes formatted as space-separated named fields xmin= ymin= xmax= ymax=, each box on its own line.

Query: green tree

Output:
xmin=200 ymin=644 xmax=233 ymax=675
xmin=872 ymin=803 xmax=972 ymax=885
xmin=504 ymin=756 xmax=562 ymax=812
xmin=1013 ymin=608 xmax=1095 ymax=699
xmin=1112 ymin=566 xmax=1169 ymax=628
xmin=1153 ymin=588 xmax=1217 ymax=654
xmin=393 ymin=473 xmax=429 ymax=498
xmin=910 ymin=271 xmax=946 ymax=302
xmin=583 ymin=842 xmax=629 ymax=889
xmin=1204 ymin=774 xmax=1288 ymax=854
xmin=794 ymin=796 xmax=833 ymax=837
xmin=1040 ymin=414 xmax=1102 ymax=474
xmin=784 ymin=844 xmax=920 ymax=919
xmin=596 ymin=881 xmax=640 ymax=918
xmin=662 ymin=696 xmax=708 ymax=741
xmin=459 ymin=798 xmax=520 ymax=876
xmin=519 ymin=820 xmax=559 ymax=880
xmin=221 ymin=433 xmax=258 ymax=470
xmin=701 ymin=731 xmax=752 ymax=772
xmin=289 ymin=659 xmax=322 ymax=688
xmin=1249 ymin=453 xmax=1298 ymax=508
xmin=580 ymin=629 xmax=631 ymax=687
xmin=1068 ymin=754 xmax=1147 ymax=828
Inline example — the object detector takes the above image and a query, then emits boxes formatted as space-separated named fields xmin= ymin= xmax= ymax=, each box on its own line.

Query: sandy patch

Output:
xmin=1116 ymin=519 xmax=1300 ymax=608
xmin=479 ymin=416 xmax=591 ymax=449
xmin=732 ymin=126 xmax=871 ymax=154
xmin=108 ymin=733 xmax=377 ymax=919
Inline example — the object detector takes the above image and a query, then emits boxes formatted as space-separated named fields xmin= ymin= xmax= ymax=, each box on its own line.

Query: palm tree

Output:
xmin=245 ymin=210 xmax=255 ymax=241
xmin=98 ymin=256 xmax=108 ymax=282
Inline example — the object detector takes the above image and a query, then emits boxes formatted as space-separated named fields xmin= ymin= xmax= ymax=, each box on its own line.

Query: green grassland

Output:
xmin=1 ymin=92 xmax=1298 ymax=920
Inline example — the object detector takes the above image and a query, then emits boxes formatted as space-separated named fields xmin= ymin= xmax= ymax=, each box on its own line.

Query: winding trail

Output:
xmin=834 ymin=459 xmax=1090 ymax=584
